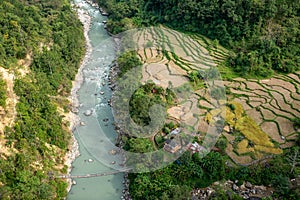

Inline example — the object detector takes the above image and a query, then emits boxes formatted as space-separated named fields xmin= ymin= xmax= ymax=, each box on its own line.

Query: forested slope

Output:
xmin=0 ymin=0 xmax=85 ymax=199
xmin=99 ymin=0 xmax=300 ymax=77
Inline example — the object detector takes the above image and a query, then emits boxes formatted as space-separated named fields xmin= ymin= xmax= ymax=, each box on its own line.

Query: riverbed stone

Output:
xmin=80 ymin=121 xmax=86 ymax=126
xmin=84 ymin=109 xmax=92 ymax=116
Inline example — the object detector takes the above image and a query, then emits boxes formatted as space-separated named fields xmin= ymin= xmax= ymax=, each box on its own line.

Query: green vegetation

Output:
xmin=117 ymin=51 xmax=142 ymax=77
xmin=98 ymin=0 xmax=300 ymax=78
xmin=187 ymin=70 xmax=206 ymax=89
xmin=99 ymin=0 xmax=300 ymax=199
xmin=292 ymin=117 xmax=300 ymax=129
xmin=0 ymin=75 xmax=6 ymax=107
xmin=297 ymin=133 xmax=300 ymax=146
xmin=130 ymin=82 xmax=175 ymax=126
xmin=97 ymin=0 xmax=142 ymax=34
xmin=128 ymin=151 xmax=224 ymax=200
xmin=0 ymin=0 xmax=85 ymax=199
xmin=127 ymin=148 xmax=300 ymax=199
xmin=124 ymin=137 xmax=155 ymax=153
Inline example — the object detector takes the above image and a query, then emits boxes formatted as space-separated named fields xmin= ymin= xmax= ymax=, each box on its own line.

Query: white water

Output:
xmin=68 ymin=1 xmax=124 ymax=199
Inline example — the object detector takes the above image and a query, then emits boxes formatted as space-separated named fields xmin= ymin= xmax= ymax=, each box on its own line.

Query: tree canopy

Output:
xmin=98 ymin=0 xmax=300 ymax=77
xmin=0 ymin=0 xmax=85 ymax=199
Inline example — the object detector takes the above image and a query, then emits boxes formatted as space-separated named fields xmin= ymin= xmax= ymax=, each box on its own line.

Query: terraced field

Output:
xmin=225 ymin=75 xmax=300 ymax=146
xmin=131 ymin=26 xmax=228 ymax=72
xmin=127 ymin=26 xmax=227 ymax=140
xmin=120 ymin=26 xmax=299 ymax=166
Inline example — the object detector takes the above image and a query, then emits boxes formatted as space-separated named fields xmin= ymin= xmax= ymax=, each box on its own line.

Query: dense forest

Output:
xmin=98 ymin=0 xmax=300 ymax=78
xmin=127 ymin=148 xmax=300 ymax=199
xmin=0 ymin=0 xmax=85 ymax=199
xmin=98 ymin=0 xmax=300 ymax=199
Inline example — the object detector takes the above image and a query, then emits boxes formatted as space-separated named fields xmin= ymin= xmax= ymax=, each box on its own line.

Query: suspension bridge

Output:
xmin=53 ymin=168 xmax=132 ymax=179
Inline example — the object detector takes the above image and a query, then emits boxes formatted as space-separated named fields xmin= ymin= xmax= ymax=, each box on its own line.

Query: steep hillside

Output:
xmin=0 ymin=0 xmax=85 ymax=199
xmin=98 ymin=0 xmax=300 ymax=77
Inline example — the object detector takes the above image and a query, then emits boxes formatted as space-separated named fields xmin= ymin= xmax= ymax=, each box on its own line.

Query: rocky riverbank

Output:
xmin=191 ymin=180 xmax=273 ymax=200
xmin=108 ymin=48 xmax=133 ymax=200
xmin=67 ymin=1 xmax=130 ymax=198
xmin=64 ymin=1 xmax=93 ymax=193
xmin=67 ymin=0 xmax=132 ymax=198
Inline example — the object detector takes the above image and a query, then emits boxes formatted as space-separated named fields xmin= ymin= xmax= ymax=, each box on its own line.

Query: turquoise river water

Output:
xmin=67 ymin=0 xmax=124 ymax=199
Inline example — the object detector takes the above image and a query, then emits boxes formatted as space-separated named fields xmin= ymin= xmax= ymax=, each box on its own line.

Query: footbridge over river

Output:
xmin=54 ymin=168 xmax=132 ymax=179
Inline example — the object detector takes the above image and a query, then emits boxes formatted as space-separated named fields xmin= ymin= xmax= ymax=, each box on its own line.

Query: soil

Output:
xmin=0 ymin=67 xmax=18 ymax=135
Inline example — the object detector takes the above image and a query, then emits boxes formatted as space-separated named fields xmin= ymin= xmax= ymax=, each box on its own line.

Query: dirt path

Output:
xmin=0 ymin=67 xmax=18 ymax=134
xmin=0 ymin=67 xmax=18 ymax=157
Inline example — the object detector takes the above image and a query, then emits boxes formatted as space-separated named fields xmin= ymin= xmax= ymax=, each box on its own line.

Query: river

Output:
xmin=67 ymin=0 xmax=124 ymax=199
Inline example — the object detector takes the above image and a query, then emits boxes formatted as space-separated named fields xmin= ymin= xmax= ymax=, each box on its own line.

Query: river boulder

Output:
xmin=84 ymin=109 xmax=93 ymax=116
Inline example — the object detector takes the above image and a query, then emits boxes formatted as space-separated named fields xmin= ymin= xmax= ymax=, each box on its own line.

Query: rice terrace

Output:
xmin=125 ymin=26 xmax=300 ymax=166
